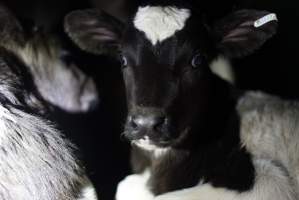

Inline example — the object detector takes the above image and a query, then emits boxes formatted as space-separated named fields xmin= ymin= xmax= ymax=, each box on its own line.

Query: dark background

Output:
xmin=1 ymin=0 xmax=299 ymax=199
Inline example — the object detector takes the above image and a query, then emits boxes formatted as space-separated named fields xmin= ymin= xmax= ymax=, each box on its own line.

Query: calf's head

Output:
xmin=65 ymin=4 xmax=277 ymax=149
xmin=18 ymin=35 xmax=99 ymax=113
xmin=0 ymin=5 xmax=99 ymax=113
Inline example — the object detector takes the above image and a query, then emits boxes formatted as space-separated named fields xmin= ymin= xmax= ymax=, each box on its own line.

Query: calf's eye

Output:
xmin=59 ymin=50 xmax=74 ymax=66
xmin=120 ymin=55 xmax=128 ymax=68
xmin=191 ymin=53 xmax=203 ymax=68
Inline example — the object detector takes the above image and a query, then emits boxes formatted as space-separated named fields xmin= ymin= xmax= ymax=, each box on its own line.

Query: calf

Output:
xmin=16 ymin=33 xmax=99 ymax=113
xmin=0 ymin=5 xmax=98 ymax=200
xmin=2 ymin=13 xmax=99 ymax=113
xmin=64 ymin=1 xmax=298 ymax=199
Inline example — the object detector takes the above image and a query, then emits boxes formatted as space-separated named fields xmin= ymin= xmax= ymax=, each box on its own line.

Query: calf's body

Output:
xmin=118 ymin=89 xmax=299 ymax=200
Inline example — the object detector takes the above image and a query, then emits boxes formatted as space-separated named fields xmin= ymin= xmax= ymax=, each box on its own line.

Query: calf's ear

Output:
xmin=0 ymin=4 xmax=25 ymax=46
xmin=213 ymin=9 xmax=278 ymax=58
xmin=64 ymin=9 xmax=124 ymax=55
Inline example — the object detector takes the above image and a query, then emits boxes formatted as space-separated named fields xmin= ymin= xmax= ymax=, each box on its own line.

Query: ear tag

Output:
xmin=254 ymin=13 xmax=278 ymax=28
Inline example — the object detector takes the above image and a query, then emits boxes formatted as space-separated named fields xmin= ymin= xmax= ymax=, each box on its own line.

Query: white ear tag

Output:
xmin=254 ymin=13 xmax=278 ymax=28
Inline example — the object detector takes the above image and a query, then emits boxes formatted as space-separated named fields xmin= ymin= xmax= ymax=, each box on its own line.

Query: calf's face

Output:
xmin=120 ymin=9 xmax=216 ymax=147
xmin=65 ymin=6 xmax=277 ymax=148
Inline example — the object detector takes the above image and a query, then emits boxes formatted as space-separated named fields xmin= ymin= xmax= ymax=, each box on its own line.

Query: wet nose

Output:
xmin=129 ymin=114 xmax=167 ymax=132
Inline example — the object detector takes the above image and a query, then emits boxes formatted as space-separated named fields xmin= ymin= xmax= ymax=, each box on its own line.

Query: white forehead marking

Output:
xmin=134 ymin=6 xmax=191 ymax=45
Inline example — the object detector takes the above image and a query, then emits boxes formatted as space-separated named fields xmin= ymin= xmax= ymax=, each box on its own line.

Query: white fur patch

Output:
xmin=0 ymin=106 xmax=16 ymax=144
xmin=133 ymin=136 xmax=170 ymax=157
xmin=134 ymin=6 xmax=191 ymax=45
xmin=209 ymin=56 xmax=235 ymax=84
xmin=155 ymin=182 xmax=237 ymax=200
xmin=77 ymin=183 xmax=98 ymax=200
xmin=116 ymin=169 xmax=154 ymax=200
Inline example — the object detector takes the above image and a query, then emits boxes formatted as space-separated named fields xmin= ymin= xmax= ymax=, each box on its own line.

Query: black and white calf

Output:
xmin=65 ymin=1 xmax=299 ymax=199
xmin=0 ymin=5 xmax=98 ymax=200
xmin=1 ymin=11 xmax=99 ymax=113
xmin=16 ymin=34 xmax=99 ymax=113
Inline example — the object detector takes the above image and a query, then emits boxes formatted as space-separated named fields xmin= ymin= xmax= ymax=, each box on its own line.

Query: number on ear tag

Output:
xmin=254 ymin=13 xmax=278 ymax=28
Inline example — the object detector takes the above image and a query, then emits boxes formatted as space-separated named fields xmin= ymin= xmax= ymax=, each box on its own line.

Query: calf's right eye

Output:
xmin=120 ymin=55 xmax=128 ymax=68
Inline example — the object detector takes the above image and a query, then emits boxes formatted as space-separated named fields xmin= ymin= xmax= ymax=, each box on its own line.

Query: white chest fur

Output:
xmin=116 ymin=169 xmax=154 ymax=200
